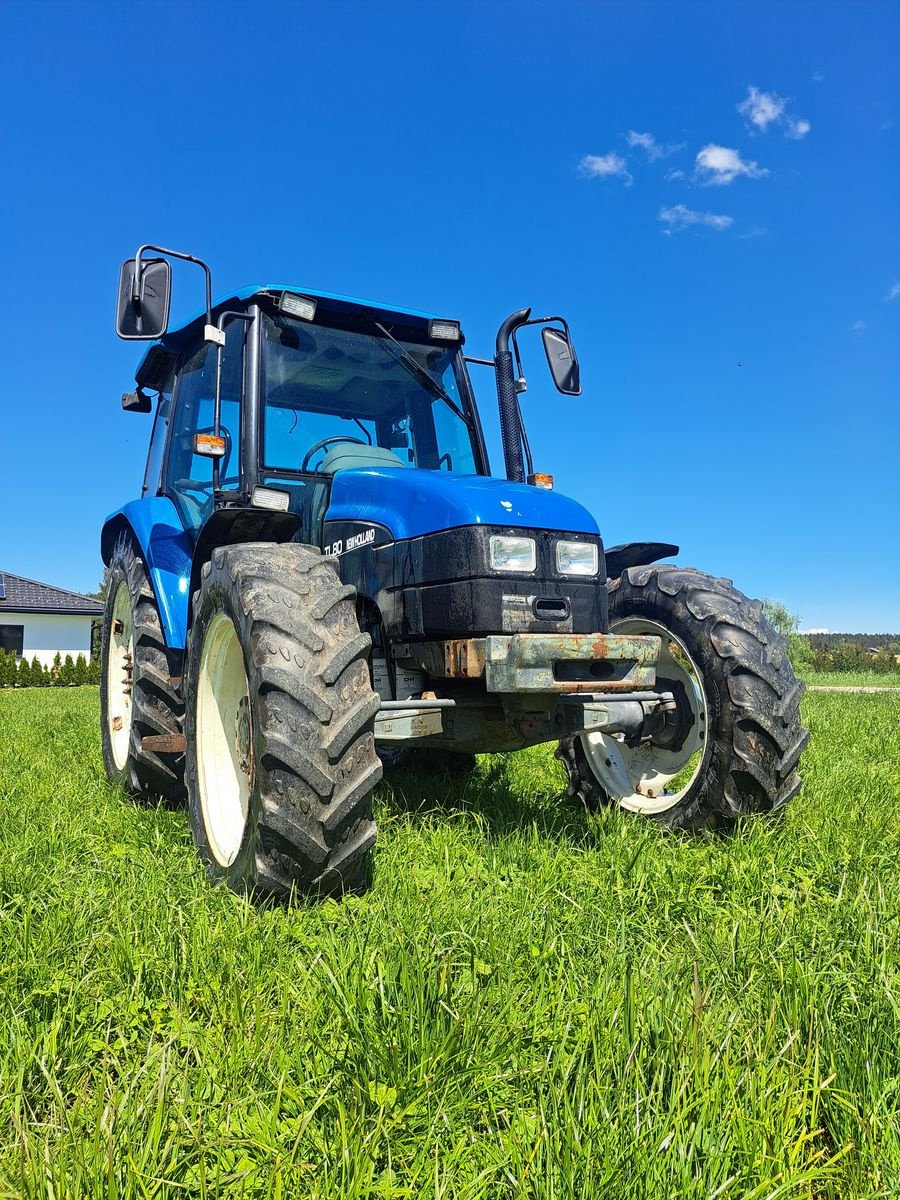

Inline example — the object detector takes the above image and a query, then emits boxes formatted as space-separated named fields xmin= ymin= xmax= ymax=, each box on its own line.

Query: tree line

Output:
xmin=806 ymin=633 xmax=900 ymax=654
xmin=762 ymin=601 xmax=900 ymax=676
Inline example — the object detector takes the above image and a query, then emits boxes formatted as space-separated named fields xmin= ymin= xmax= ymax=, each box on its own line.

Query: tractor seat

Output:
xmin=321 ymin=443 xmax=406 ymax=473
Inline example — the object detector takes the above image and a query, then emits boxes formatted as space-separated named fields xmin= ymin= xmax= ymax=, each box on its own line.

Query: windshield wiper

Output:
xmin=374 ymin=322 xmax=470 ymax=425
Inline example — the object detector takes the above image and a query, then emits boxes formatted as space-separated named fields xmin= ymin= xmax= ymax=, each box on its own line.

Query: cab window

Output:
xmin=165 ymin=323 xmax=244 ymax=537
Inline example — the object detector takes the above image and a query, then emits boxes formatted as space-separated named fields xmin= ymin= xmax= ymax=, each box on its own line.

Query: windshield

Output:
xmin=261 ymin=314 xmax=479 ymax=475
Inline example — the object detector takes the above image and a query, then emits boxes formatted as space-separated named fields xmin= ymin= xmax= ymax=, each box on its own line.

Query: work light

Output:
xmin=278 ymin=292 xmax=317 ymax=322
xmin=429 ymin=318 xmax=461 ymax=341
xmin=490 ymin=535 xmax=536 ymax=573
xmin=556 ymin=540 xmax=598 ymax=577
xmin=251 ymin=486 xmax=291 ymax=512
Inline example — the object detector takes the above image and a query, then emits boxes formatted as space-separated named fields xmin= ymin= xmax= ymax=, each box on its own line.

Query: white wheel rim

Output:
xmin=196 ymin=612 xmax=253 ymax=867
xmin=581 ymin=617 xmax=708 ymax=814
xmin=106 ymin=582 xmax=134 ymax=770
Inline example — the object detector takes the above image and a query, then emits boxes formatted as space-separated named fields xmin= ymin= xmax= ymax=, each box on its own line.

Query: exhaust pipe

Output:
xmin=495 ymin=307 xmax=531 ymax=483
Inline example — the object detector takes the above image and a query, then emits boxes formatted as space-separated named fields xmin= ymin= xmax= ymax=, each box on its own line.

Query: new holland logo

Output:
xmin=346 ymin=527 xmax=376 ymax=551
xmin=325 ymin=527 xmax=376 ymax=557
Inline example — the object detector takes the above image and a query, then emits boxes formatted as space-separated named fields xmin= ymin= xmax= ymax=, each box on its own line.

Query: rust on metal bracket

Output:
xmin=410 ymin=632 xmax=660 ymax=694
xmin=484 ymin=633 xmax=659 ymax=693
xmin=141 ymin=733 xmax=187 ymax=754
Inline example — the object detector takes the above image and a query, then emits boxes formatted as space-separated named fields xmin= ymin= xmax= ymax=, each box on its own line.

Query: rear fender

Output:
xmin=101 ymin=497 xmax=193 ymax=649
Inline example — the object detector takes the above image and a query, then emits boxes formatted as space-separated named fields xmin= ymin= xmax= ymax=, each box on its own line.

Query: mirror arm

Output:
xmin=133 ymin=244 xmax=214 ymax=327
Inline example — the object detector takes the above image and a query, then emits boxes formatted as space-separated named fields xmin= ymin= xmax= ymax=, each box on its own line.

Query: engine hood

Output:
xmin=324 ymin=468 xmax=599 ymax=541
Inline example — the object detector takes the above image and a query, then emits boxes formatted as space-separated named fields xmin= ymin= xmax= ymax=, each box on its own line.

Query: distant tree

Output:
xmin=30 ymin=656 xmax=45 ymax=686
xmin=87 ymin=572 xmax=109 ymax=662
xmin=51 ymin=651 xmax=62 ymax=685
xmin=17 ymin=656 xmax=32 ymax=688
xmin=90 ymin=619 xmax=102 ymax=663
xmin=60 ymin=654 xmax=76 ymax=686
xmin=762 ymin=599 xmax=799 ymax=639
xmin=88 ymin=658 xmax=101 ymax=685
xmin=89 ymin=568 xmax=110 ymax=605
xmin=73 ymin=654 xmax=89 ymax=685
xmin=762 ymin=599 xmax=812 ymax=670
xmin=0 ymin=651 xmax=15 ymax=687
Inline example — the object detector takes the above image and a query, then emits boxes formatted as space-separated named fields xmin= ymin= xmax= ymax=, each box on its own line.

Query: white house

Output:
xmin=0 ymin=571 xmax=104 ymax=667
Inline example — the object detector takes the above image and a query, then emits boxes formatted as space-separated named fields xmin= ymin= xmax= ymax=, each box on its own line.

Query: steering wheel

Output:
xmin=301 ymin=435 xmax=366 ymax=472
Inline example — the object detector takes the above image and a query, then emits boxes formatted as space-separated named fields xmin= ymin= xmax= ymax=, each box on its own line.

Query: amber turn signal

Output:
xmin=528 ymin=472 xmax=554 ymax=490
xmin=194 ymin=433 xmax=226 ymax=457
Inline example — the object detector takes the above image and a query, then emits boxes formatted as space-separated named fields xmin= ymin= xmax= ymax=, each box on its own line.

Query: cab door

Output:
xmin=164 ymin=325 xmax=245 ymax=539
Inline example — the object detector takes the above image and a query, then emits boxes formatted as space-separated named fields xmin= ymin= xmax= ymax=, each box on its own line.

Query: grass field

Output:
xmin=798 ymin=670 xmax=900 ymax=689
xmin=0 ymin=688 xmax=897 ymax=1198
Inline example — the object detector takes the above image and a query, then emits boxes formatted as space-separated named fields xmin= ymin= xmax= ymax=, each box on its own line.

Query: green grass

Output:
xmin=798 ymin=669 xmax=900 ymax=689
xmin=0 ymin=689 xmax=898 ymax=1198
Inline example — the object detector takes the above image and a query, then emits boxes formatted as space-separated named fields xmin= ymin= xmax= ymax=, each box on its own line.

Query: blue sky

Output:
xmin=1 ymin=0 xmax=897 ymax=631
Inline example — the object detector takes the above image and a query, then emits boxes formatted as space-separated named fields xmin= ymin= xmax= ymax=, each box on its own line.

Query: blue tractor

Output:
xmin=101 ymin=245 xmax=808 ymax=898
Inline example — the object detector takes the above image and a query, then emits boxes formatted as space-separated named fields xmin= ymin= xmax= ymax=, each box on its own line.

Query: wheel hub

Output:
xmin=580 ymin=617 xmax=708 ymax=815
xmin=106 ymin=581 xmax=135 ymax=771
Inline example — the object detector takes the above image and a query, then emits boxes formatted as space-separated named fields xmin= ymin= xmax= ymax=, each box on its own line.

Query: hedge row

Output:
xmin=0 ymin=651 xmax=100 ymax=688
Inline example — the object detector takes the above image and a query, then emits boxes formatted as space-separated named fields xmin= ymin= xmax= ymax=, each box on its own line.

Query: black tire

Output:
xmin=184 ymin=543 xmax=382 ymax=900
xmin=100 ymin=536 xmax=185 ymax=800
xmin=557 ymin=565 xmax=809 ymax=831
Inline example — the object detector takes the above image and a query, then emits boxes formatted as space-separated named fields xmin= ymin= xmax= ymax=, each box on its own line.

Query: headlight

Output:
xmin=556 ymin=540 xmax=598 ymax=576
xmin=490 ymin=535 xmax=536 ymax=572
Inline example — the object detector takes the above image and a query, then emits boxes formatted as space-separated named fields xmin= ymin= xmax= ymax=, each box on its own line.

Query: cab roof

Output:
xmin=136 ymin=283 xmax=447 ymax=378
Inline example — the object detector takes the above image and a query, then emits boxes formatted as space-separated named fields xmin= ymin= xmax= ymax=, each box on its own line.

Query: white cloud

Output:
xmin=695 ymin=144 xmax=767 ymax=185
xmin=738 ymin=86 xmax=786 ymax=131
xmin=885 ymin=281 xmax=900 ymax=301
xmin=577 ymin=152 xmax=632 ymax=185
xmin=785 ymin=117 xmax=811 ymax=140
xmin=658 ymin=204 xmax=733 ymax=234
xmin=625 ymin=130 xmax=683 ymax=161
xmin=800 ymin=627 xmax=828 ymax=634
xmin=739 ymin=226 xmax=768 ymax=239
xmin=852 ymin=320 xmax=866 ymax=333
xmin=738 ymin=85 xmax=811 ymax=140
xmin=811 ymin=72 xmax=825 ymax=83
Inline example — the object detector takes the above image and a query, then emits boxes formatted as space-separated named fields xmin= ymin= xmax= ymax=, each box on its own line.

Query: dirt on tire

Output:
xmin=184 ymin=543 xmax=382 ymax=900
xmin=558 ymin=565 xmax=809 ymax=831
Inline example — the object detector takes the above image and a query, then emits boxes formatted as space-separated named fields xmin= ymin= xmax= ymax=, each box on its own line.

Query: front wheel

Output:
xmin=184 ymin=543 xmax=382 ymax=899
xmin=557 ymin=566 xmax=809 ymax=831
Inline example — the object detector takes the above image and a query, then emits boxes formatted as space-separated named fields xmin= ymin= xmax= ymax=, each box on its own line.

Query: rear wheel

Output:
xmin=557 ymin=565 xmax=809 ymax=830
xmin=184 ymin=543 xmax=382 ymax=899
xmin=100 ymin=537 xmax=185 ymax=801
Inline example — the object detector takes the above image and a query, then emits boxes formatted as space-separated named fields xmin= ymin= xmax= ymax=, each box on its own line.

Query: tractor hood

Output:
xmin=324 ymin=468 xmax=600 ymax=541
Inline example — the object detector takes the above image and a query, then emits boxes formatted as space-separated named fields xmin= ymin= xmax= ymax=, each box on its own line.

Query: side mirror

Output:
xmin=116 ymin=257 xmax=171 ymax=340
xmin=541 ymin=326 xmax=581 ymax=396
xmin=121 ymin=389 xmax=152 ymax=413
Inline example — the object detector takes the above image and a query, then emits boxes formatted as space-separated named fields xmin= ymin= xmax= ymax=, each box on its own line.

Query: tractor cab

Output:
xmin=133 ymin=283 xmax=485 ymax=546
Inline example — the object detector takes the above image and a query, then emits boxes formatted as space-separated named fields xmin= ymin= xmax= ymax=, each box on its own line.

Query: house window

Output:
xmin=0 ymin=625 xmax=24 ymax=658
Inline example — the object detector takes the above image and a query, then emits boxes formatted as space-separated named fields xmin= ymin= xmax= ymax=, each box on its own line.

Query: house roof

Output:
xmin=0 ymin=571 xmax=104 ymax=617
